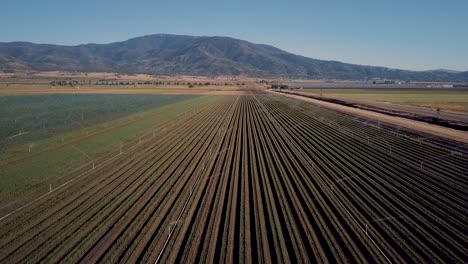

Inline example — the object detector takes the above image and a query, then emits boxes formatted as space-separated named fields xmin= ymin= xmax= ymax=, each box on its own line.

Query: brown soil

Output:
xmin=1 ymin=95 xmax=466 ymax=263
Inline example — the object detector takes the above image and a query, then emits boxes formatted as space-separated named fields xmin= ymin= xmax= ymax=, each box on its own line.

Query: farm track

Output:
xmin=0 ymin=94 xmax=466 ymax=263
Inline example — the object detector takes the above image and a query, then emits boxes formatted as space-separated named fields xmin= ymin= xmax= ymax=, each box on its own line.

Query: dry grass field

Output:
xmin=299 ymin=88 xmax=468 ymax=113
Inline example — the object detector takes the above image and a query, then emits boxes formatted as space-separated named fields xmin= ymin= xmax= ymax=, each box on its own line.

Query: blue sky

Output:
xmin=2 ymin=0 xmax=467 ymax=71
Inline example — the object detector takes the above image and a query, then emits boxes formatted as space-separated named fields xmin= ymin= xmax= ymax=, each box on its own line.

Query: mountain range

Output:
xmin=0 ymin=34 xmax=467 ymax=82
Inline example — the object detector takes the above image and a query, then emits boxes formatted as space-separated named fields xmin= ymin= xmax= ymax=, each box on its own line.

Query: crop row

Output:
xmin=0 ymin=94 xmax=466 ymax=263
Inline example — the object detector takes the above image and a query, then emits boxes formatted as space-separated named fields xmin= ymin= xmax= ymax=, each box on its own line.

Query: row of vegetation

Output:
xmin=0 ymin=94 xmax=465 ymax=263
xmin=0 ymin=94 xmax=197 ymax=149
xmin=49 ymin=80 xmax=247 ymax=87
xmin=0 ymin=95 xmax=205 ymax=211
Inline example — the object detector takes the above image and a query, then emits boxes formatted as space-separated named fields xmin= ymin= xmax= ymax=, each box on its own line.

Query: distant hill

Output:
xmin=1 ymin=34 xmax=467 ymax=82
xmin=425 ymin=69 xmax=462 ymax=74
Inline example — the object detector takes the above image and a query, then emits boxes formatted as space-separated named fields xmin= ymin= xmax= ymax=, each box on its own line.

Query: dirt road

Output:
xmin=269 ymin=90 xmax=468 ymax=144
xmin=294 ymin=91 xmax=468 ymax=123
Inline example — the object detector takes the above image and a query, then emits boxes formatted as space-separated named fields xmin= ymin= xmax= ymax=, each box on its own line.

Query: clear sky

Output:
xmin=2 ymin=0 xmax=467 ymax=71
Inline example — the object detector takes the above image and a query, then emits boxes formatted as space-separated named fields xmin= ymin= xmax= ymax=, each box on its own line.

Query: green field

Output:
xmin=0 ymin=94 xmax=209 ymax=212
xmin=0 ymin=94 xmax=197 ymax=149
xmin=300 ymin=88 xmax=468 ymax=113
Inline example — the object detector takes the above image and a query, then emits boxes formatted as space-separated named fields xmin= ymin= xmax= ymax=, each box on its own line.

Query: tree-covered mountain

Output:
xmin=0 ymin=34 xmax=467 ymax=81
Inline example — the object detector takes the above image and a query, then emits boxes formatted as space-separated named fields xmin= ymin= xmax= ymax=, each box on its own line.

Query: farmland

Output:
xmin=0 ymin=93 xmax=466 ymax=263
xmin=0 ymin=94 xmax=197 ymax=149
xmin=299 ymin=88 xmax=468 ymax=113
xmin=0 ymin=94 xmax=202 ymax=214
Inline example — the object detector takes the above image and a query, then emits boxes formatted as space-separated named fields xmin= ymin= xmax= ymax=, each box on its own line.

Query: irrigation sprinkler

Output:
xmin=286 ymin=97 xmax=301 ymax=111
xmin=324 ymin=161 xmax=390 ymax=261
xmin=155 ymin=120 xmax=232 ymax=264
xmin=156 ymin=149 xmax=217 ymax=263
xmin=167 ymin=219 xmax=183 ymax=235
xmin=420 ymin=152 xmax=449 ymax=170
xmin=256 ymin=93 xmax=320 ymax=169
xmin=320 ymin=116 xmax=356 ymax=139
xmin=380 ymin=138 xmax=393 ymax=154
xmin=72 ymin=145 xmax=95 ymax=170
xmin=417 ymin=134 xmax=440 ymax=145
xmin=251 ymin=94 xmax=391 ymax=262
xmin=365 ymin=215 xmax=405 ymax=235
xmin=342 ymin=127 xmax=355 ymax=138
xmin=331 ymin=176 xmax=356 ymax=193
xmin=450 ymin=143 xmax=468 ymax=155
xmin=73 ymin=119 xmax=88 ymax=136
xmin=8 ymin=131 xmax=30 ymax=139
xmin=420 ymin=152 xmax=465 ymax=177
xmin=367 ymin=120 xmax=381 ymax=130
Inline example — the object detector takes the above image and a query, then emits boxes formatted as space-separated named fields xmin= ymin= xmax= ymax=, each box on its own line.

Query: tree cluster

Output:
xmin=270 ymin=84 xmax=289 ymax=90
